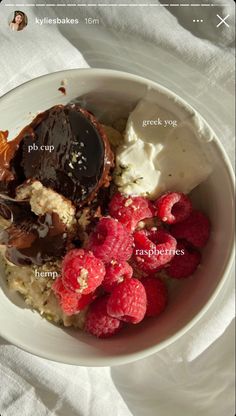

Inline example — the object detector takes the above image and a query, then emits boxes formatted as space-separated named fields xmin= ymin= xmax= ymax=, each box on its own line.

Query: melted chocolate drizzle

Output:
xmin=0 ymin=196 xmax=67 ymax=266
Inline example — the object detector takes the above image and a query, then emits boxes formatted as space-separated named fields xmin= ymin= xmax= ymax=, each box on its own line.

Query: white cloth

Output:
xmin=0 ymin=1 xmax=235 ymax=415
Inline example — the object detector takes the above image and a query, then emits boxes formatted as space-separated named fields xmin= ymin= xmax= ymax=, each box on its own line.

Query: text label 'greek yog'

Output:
xmin=142 ymin=119 xmax=178 ymax=128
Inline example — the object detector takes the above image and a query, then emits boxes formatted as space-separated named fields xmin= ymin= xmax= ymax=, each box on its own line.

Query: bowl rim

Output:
xmin=0 ymin=67 xmax=235 ymax=366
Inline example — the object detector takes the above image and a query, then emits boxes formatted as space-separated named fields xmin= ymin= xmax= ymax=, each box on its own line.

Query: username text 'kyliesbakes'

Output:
xmin=35 ymin=17 xmax=80 ymax=25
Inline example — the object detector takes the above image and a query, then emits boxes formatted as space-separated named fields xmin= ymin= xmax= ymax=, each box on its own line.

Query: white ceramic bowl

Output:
xmin=0 ymin=69 xmax=234 ymax=366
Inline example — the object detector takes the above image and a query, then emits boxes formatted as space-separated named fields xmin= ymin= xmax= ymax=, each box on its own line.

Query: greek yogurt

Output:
xmin=114 ymin=99 xmax=212 ymax=198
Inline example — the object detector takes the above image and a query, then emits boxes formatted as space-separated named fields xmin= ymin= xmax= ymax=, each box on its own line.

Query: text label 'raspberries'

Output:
xmin=133 ymin=229 xmax=177 ymax=272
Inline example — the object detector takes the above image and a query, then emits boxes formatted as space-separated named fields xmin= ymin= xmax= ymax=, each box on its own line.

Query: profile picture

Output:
xmin=9 ymin=11 xmax=28 ymax=32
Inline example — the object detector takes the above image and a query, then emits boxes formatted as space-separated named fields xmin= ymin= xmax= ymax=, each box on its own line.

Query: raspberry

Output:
xmin=61 ymin=249 xmax=105 ymax=294
xmin=86 ymin=217 xmax=133 ymax=263
xmin=52 ymin=277 xmax=95 ymax=315
xmin=170 ymin=210 xmax=210 ymax=248
xmin=154 ymin=192 xmax=192 ymax=224
xmin=107 ymin=278 xmax=147 ymax=324
xmin=85 ymin=296 xmax=123 ymax=338
xmin=78 ymin=293 xmax=96 ymax=310
xmin=142 ymin=277 xmax=168 ymax=317
xmin=133 ymin=228 xmax=177 ymax=272
xmin=109 ymin=192 xmax=154 ymax=233
xmin=103 ymin=260 xmax=133 ymax=292
xmin=167 ymin=241 xmax=201 ymax=279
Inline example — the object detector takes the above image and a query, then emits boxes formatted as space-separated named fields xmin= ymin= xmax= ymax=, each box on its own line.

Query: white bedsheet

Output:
xmin=0 ymin=1 xmax=235 ymax=415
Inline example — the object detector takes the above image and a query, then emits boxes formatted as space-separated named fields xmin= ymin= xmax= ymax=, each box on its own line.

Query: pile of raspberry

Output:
xmin=52 ymin=191 xmax=210 ymax=338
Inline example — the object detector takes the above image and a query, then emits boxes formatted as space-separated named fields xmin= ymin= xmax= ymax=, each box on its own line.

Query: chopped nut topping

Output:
xmin=76 ymin=268 xmax=89 ymax=293
xmin=124 ymin=198 xmax=133 ymax=207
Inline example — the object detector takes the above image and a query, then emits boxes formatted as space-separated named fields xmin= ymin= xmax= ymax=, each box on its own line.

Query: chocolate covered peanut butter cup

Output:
xmin=0 ymin=104 xmax=114 ymax=266
xmin=0 ymin=104 xmax=114 ymax=206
